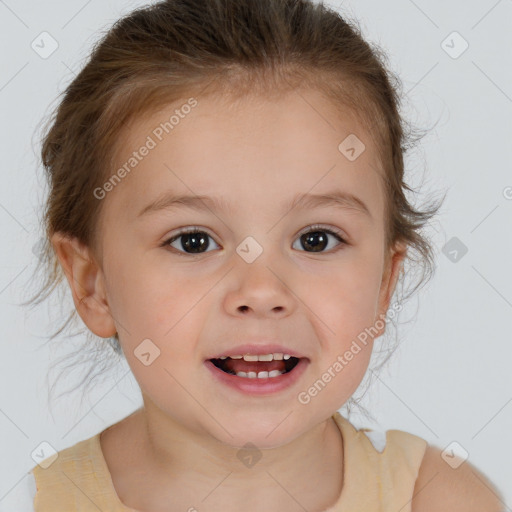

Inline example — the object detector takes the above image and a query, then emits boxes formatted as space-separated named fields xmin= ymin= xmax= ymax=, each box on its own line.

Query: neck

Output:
xmin=134 ymin=401 xmax=344 ymax=511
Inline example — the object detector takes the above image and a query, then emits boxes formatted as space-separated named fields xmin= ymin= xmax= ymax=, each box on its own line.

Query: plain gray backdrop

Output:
xmin=0 ymin=0 xmax=511 ymax=508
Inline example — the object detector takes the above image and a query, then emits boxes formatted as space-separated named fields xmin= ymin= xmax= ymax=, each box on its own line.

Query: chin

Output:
xmin=207 ymin=415 xmax=301 ymax=450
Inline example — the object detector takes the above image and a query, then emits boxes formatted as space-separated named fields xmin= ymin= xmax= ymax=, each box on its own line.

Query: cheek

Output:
xmin=113 ymin=271 xmax=212 ymax=369
xmin=318 ymin=257 xmax=384 ymax=330
xmin=104 ymin=250 xmax=189 ymax=330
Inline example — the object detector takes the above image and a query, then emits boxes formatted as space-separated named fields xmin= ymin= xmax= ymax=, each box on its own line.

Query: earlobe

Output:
xmin=50 ymin=232 xmax=117 ymax=338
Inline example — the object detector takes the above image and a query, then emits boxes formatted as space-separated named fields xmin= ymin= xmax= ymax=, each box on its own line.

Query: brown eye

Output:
xmin=163 ymin=228 xmax=220 ymax=255
xmin=292 ymin=225 xmax=346 ymax=253
xmin=300 ymin=231 xmax=329 ymax=252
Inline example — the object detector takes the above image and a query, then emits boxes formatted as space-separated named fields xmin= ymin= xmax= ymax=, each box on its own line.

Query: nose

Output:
xmin=223 ymin=253 xmax=297 ymax=319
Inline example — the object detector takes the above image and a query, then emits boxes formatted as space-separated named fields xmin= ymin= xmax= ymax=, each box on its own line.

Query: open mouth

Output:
xmin=209 ymin=356 xmax=301 ymax=378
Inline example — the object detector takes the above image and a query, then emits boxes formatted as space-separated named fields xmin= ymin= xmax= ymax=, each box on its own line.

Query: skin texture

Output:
xmin=51 ymin=88 xmax=409 ymax=511
xmin=411 ymin=444 xmax=505 ymax=512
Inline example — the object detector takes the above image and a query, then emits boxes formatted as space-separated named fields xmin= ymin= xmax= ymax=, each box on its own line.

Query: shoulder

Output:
xmin=411 ymin=443 xmax=505 ymax=512
xmin=0 ymin=470 xmax=36 ymax=512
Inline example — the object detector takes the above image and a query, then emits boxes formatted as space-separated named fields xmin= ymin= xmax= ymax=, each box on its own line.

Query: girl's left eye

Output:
xmin=292 ymin=225 xmax=347 ymax=253
xmin=161 ymin=224 xmax=348 ymax=256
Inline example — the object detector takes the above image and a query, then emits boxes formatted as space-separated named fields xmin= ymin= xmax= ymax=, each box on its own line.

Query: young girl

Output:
xmin=8 ymin=0 xmax=505 ymax=510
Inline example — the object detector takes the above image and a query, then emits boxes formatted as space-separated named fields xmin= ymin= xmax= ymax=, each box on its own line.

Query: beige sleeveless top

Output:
xmin=30 ymin=411 xmax=427 ymax=511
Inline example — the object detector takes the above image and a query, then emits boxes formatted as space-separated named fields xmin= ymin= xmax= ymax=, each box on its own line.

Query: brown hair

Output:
xmin=23 ymin=0 xmax=444 ymax=420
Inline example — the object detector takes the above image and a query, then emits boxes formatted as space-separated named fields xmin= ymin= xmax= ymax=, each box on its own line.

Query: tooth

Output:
xmin=258 ymin=354 xmax=273 ymax=361
xmin=230 ymin=355 xmax=243 ymax=359
xmin=220 ymin=356 xmax=228 ymax=360
xmin=273 ymin=353 xmax=284 ymax=360
xmin=243 ymin=354 xmax=259 ymax=361
xmin=235 ymin=369 xmax=284 ymax=379
xmin=283 ymin=354 xmax=291 ymax=360
xmin=257 ymin=371 xmax=269 ymax=378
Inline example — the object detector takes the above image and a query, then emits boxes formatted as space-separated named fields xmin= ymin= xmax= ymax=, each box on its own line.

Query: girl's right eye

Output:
xmin=162 ymin=227 xmax=220 ymax=256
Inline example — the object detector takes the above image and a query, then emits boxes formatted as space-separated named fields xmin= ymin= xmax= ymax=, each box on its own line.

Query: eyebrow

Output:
xmin=137 ymin=189 xmax=372 ymax=219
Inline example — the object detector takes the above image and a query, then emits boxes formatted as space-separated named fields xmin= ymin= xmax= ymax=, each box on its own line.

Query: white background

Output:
xmin=0 ymin=0 xmax=511 ymax=508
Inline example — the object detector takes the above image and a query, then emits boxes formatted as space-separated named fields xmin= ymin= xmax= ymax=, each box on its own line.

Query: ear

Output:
xmin=375 ymin=240 xmax=407 ymax=336
xmin=50 ymin=232 xmax=117 ymax=338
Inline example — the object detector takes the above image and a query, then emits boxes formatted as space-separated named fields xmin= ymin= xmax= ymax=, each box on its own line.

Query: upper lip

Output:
xmin=207 ymin=343 xmax=307 ymax=360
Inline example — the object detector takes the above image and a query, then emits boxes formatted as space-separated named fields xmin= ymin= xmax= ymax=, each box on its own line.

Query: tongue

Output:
xmin=223 ymin=359 xmax=286 ymax=374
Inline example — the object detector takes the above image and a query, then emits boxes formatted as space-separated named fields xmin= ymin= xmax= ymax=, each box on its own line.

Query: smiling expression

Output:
xmin=89 ymin=87 xmax=404 ymax=448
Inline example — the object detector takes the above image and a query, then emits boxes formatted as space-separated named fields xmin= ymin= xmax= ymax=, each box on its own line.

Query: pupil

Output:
xmin=180 ymin=231 xmax=328 ymax=253
xmin=182 ymin=232 xmax=208 ymax=253
xmin=302 ymin=231 xmax=327 ymax=252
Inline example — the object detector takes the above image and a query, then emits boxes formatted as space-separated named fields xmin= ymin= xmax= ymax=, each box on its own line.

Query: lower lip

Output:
xmin=204 ymin=358 xmax=309 ymax=395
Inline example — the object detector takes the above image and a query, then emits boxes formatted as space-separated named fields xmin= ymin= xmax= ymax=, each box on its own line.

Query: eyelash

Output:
xmin=160 ymin=224 xmax=348 ymax=257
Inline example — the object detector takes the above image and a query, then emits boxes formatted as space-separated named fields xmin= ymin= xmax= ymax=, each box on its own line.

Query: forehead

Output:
xmin=105 ymin=89 xmax=385 ymax=221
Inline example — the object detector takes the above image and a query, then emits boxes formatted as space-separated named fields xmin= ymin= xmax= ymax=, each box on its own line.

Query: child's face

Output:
xmin=90 ymin=88 xmax=404 ymax=447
